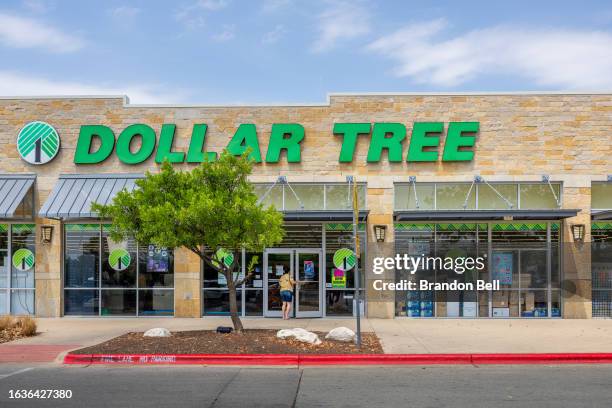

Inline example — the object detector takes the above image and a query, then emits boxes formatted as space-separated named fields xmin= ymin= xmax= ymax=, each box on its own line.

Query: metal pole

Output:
xmin=351 ymin=176 xmax=362 ymax=347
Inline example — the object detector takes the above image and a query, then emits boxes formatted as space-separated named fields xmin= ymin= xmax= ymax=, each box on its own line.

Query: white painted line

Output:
xmin=0 ymin=367 xmax=34 ymax=380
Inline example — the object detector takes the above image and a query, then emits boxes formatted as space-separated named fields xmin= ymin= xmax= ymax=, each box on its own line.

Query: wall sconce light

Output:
xmin=41 ymin=225 xmax=54 ymax=244
xmin=571 ymin=224 xmax=585 ymax=242
xmin=374 ymin=225 xmax=387 ymax=242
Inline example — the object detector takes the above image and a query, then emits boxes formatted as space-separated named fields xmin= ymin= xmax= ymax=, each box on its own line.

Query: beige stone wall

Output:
xmin=173 ymin=248 xmax=201 ymax=317
xmin=1 ymin=93 xmax=611 ymax=318
xmin=34 ymin=220 xmax=62 ymax=317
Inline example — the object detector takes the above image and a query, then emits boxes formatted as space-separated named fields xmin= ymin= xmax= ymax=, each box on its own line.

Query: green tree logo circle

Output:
xmin=13 ymin=248 xmax=35 ymax=271
xmin=213 ymin=248 xmax=234 ymax=268
xmin=109 ymin=248 xmax=131 ymax=271
xmin=17 ymin=121 xmax=60 ymax=165
xmin=333 ymin=248 xmax=356 ymax=271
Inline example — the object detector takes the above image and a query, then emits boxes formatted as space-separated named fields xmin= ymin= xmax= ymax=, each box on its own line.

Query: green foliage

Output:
xmin=93 ymin=150 xmax=284 ymax=283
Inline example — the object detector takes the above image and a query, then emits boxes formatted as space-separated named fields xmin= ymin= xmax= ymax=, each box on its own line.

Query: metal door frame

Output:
xmin=263 ymin=248 xmax=293 ymax=317
xmin=263 ymin=248 xmax=323 ymax=318
xmin=294 ymin=248 xmax=323 ymax=318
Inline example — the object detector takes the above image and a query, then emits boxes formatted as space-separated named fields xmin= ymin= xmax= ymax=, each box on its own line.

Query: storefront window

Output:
xmin=395 ymin=182 xmax=561 ymax=210
xmin=490 ymin=223 xmax=559 ymax=318
xmin=10 ymin=224 xmax=35 ymax=315
xmin=254 ymin=184 xmax=283 ymax=209
xmin=519 ymin=184 xmax=560 ymax=209
xmin=325 ymin=223 xmax=365 ymax=316
xmin=592 ymin=224 xmax=612 ymax=317
xmin=63 ymin=224 xmax=174 ymax=316
xmin=394 ymin=184 xmax=435 ymax=210
xmin=254 ymin=183 xmax=366 ymax=211
xmin=0 ymin=225 xmax=9 ymax=315
xmin=592 ymin=182 xmax=612 ymax=209
xmin=0 ymin=224 xmax=36 ymax=316
xmin=436 ymin=184 xmax=476 ymax=210
xmin=202 ymin=249 xmax=243 ymax=315
xmin=285 ymin=185 xmax=324 ymax=210
xmin=395 ymin=222 xmax=559 ymax=318
xmin=394 ymin=223 xmax=435 ymax=317
xmin=478 ymin=184 xmax=518 ymax=209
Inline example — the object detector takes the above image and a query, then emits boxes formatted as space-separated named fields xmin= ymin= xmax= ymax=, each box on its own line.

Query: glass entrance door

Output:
xmin=263 ymin=250 xmax=292 ymax=317
xmin=263 ymin=249 xmax=322 ymax=318
xmin=295 ymin=250 xmax=322 ymax=318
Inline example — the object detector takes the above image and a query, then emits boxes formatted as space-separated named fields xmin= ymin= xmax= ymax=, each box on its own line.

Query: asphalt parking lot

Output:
xmin=1 ymin=363 xmax=611 ymax=407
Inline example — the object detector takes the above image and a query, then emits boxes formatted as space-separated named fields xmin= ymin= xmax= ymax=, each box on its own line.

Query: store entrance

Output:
xmin=263 ymin=248 xmax=323 ymax=318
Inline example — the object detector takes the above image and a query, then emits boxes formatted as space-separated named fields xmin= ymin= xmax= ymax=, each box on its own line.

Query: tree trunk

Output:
xmin=227 ymin=278 xmax=244 ymax=333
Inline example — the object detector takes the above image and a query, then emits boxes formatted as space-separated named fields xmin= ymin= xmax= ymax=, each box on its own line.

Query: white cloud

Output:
xmin=0 ymin=12 xmax=84 ymax=53
xmin=22 ymin=0 xmax=53 ymax=14
xmin=0 ymin=71 xmax=187 ymax=104
xmin=262 ymin=24 xmax=285 ymax=44
xmin=311 ymin=1 xmax=371 ymax=53
xmin=195 ymin=0 xmax=230 ymax=10
xmin=212 ymin=24 xmax=235 ymax=41
xmin=109 ymin=6 xmax=141 ymax=20
xmin=175 ymin=0 xmax=229 ymax=30
xmin=367 ymin=19 xmax=612 ymax=89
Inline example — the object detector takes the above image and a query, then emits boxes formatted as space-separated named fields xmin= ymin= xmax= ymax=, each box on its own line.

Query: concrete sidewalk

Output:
xmin=2 ymin=317 xmax=612 ymax=362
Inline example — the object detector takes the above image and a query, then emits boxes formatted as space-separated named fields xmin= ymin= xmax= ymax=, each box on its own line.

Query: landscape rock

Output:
xmin=325 ymin=327 xmax=356 ymax=342
xmin=276 ymin=328 xmax=321 ymax=345
xmin=143 ymin=328 xmax=171 ymax=337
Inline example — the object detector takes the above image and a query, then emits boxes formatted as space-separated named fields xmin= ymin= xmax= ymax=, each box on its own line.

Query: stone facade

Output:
xmin=1 ymin=93 xmax=610 ymax=318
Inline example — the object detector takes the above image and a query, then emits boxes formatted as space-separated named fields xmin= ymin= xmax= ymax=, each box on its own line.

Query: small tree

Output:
xmin=93 ymin=151 xmax=284 ymax=332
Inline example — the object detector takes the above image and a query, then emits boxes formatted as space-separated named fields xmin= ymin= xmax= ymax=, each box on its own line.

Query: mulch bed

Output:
xmin=0 ymin=328 xmax=28 ymax=344
xmin=70 ymin=329 xmax=383 ymax=355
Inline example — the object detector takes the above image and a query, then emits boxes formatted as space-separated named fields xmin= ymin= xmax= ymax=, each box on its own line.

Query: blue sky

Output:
xmin=1 ymin=0 xmax=612 ymax=103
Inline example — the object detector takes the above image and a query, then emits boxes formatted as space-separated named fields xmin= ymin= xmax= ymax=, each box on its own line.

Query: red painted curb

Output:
xmin=63 ymin=353 xmax=612 ymax=366
xmin=470 ymin=353 xmax=612 ymax=365
xmin=299 ymin=354 xmax=472 ymax=365
xmin=64 ymin=353 xmax=299 ymax=365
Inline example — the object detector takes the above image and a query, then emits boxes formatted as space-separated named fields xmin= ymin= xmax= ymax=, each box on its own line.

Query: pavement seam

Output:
xmin=291 ymin=368 xmax=304 ymax=408
xmin=208 ymin=367 xmax=242 ymax=408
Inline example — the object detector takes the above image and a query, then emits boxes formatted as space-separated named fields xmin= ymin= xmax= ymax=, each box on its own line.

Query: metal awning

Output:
xmin=394 ymin=209 xmax=580 ymax=221
xmin=0 ymin=174 xmax=35 ymax=219
xmin=39 ymin=174 xmax=143 ymax=219
xmin=283 ymin=210 xmax=369 ymax=222
xmin=592 ymin=210 xmax=612 ymax=221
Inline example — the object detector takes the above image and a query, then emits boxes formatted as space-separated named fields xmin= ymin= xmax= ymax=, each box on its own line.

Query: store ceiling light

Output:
xmin=374 ymin=225 xmax=387 ymax=242
xmin=571 ymin=224 xmax=585 ymax=242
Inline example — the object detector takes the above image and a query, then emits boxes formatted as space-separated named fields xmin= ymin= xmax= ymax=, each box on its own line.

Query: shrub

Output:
xmin=16 ymin=316 xmax=37 ymax=337
xmin=0 ymin=316 xmax=13 ymax=331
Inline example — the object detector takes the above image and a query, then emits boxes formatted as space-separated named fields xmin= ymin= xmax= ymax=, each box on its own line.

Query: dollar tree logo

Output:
xmin=333 ymin=248 xmax=356 ymax=271
xmin=17 ymin=121 xmax=60 ymax=164
xmin=109 ymin=248 xmax=131 ymax=271
xmin=213 ymin=248 xmax=234 ymax=268
xmin=13 ymin=248 xmax=35 ymax=271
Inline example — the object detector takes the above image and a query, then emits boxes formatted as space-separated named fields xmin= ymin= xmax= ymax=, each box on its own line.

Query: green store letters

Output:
xmin=73 ymin=122 xmax=478 ymax=164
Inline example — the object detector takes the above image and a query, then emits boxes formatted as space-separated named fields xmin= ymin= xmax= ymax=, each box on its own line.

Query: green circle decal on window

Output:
xmin=13 ymin=248 xmax=35 ymax=271
xmin=333 ymin=248 xmax=356 ymax=271
xmin=109 ymin=248 xmax=131 ymax=271
xmin=214 ymin=248 xmax=234 ymax=268
xmin=17 ymin=121 xmax=61 ymax=165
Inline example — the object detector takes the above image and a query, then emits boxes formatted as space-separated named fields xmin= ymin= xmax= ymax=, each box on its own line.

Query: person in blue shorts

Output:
xmin=279 ymin=268 xmax=296 ymax=320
